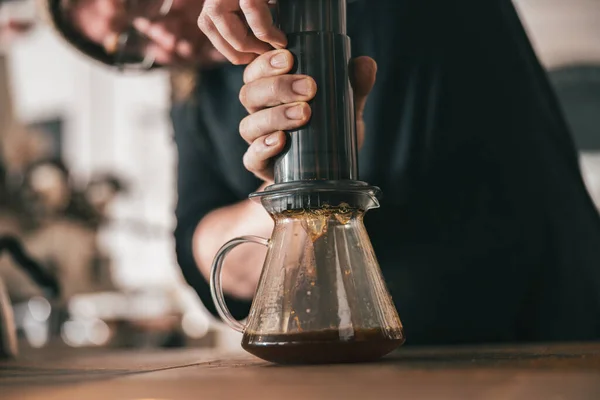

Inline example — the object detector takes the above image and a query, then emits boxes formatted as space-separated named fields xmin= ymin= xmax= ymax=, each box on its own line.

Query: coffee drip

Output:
xmin=210 ymin=0 xmax=405 ymax=364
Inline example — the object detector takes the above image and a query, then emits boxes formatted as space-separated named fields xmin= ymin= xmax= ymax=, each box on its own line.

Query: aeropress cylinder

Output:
xmin=250 ymin=0 xmax=380 ymax=212
xmin=273 ymin=0 xmax=357 ymax=184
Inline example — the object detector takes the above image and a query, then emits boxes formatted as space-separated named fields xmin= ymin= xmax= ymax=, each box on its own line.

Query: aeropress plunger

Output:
xmin=210 ymin=0 xmax=405 ymax=364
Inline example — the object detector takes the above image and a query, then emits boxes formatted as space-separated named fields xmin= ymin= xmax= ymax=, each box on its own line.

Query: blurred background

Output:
xmin=0 ymin=0 xmax=598 ymax=355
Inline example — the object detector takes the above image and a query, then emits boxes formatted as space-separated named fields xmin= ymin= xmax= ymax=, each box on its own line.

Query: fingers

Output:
xmin=239 ymin=75 xmax=316 ymax=113
xmin=238 ymin=48 xmax=313 ymax=183
xmin=349 ymin=56 xmax=377 ymax=150
xmin=240 ymin=56 xmax=377 ymax=181
xmin=242 ymin=131 xmax=287 ymax=182
xmin=210 ymin=9 xmax=272 ymax=54
xmin=133 ymin=18 xmax=177 ymax=52
xmin=198 ymin=0 xmax=286 ymax=65
xmin=239 ymin=102 xmax=311 ymax=144
xmin=147 ymin=43 xmax=176 ymax=65
xmin=198 ymin=10 xmax=257 ymax=65
xmin=240 ymin=0 xmax=287 ymax=48
xmin=349 ymin=56 xmax=378 ymax=116
xmin=133 ymin=17 xmax=194 ymax=60
xmin=243 ymin=49 xmax=294 ymax=84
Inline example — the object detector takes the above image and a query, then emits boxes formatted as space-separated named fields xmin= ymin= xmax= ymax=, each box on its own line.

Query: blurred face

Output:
xmin=86 ymin=181 xmax=118 ymax=213
xmin=29 ymin=164 xmax=71 ymax=212
xmin=67 ymin=0 xmax=226 ymax=68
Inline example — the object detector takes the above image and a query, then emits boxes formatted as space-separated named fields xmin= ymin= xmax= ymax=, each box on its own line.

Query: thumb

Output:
xmin=349 ymin=56 xmax=377 ymax=116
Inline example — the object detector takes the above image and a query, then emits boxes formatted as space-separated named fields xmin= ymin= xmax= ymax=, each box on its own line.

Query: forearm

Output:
xmin=192 ymin=184 xmax=274 ymax=300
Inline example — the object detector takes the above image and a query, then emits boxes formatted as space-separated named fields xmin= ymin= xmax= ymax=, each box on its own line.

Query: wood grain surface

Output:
xmin=2 ymin=342 xmax=600 ymax=400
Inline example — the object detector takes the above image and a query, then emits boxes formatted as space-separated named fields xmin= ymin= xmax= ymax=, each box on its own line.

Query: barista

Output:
xmin=44 ymin=0 xmax=600 ymax=344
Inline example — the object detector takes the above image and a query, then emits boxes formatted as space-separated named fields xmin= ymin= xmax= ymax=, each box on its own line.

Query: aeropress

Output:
xmin=210 ymin=0 xmax=405 ymax=364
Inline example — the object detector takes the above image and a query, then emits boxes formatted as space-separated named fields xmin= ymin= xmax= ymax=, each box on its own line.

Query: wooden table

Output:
xmin=2 ymin=342 xmax=600 ymax=400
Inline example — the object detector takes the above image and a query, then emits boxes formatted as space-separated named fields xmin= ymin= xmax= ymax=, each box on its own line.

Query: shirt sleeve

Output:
xmin=171 ymin=100 xmax=252 ymax=320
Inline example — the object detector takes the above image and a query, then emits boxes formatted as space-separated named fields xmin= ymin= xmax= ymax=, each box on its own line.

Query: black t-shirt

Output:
xmin=172 ymin=0 xmax=600 ymax=345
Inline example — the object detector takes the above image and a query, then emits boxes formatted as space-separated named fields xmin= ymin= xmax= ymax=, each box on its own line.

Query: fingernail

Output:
xmin=292 ymin=78 xmax=313 ymax=96
xmin=270 ymin=52 xmax=288 ymax=68
xmin=265 ymin=133 xmax=280 ymax=146
xmin=285 ymin=104 xmax=305 ymax=120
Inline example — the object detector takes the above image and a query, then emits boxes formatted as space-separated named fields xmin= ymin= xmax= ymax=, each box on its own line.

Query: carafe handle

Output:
xmin=210 ymin=236 xmax=270 ymax=333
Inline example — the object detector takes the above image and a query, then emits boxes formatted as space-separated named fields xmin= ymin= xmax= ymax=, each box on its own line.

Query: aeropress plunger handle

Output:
xmin=272 ymin=0 xmax=359 ymax=184
xmin=210 ymin=236 xmax=269 ymax=332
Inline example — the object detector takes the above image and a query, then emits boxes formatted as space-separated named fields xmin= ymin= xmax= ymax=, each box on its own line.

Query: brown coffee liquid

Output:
xmin=241 ymin=328 xmax=405 ymax=364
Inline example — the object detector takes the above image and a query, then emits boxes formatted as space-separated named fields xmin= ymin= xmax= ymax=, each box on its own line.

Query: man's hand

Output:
xmin=238 ymin=49 xmax=378 ymax=183
xmin=197 ymin=0 xmax=287 ymax=65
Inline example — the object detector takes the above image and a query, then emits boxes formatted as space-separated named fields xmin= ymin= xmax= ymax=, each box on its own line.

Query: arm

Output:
xmin=192 ymin=182 xmax=273 ymax=300
xmin=172 ymin=98 xmax=272 ymax=319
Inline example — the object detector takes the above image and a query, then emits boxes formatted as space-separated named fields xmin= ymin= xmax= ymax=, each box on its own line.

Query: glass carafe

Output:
xmin=210 ymin=187 xmax=405 ymax=364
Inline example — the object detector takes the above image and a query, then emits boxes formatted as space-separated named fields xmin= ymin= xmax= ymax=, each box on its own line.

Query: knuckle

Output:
xmin=204 ymin=2 xmax=224 ymax=17
xmin=259 ymin=58 xmax=270 ymax=77
xmin=254 ymin=30 xmax=270 ymax=40
xmin=230 ymin=42 xmax=243 ymax=52
xmin=229 ymin=32 xmax=250 ymax=53
xmin=242 ymin=151 xmax=256 ymax=172
xmin=239 ymin=117 xmax=248 ymax=137
xmin=245 ymin=116 xmax=260 ymax=139
xmin=251 ymin=142 xmax=263 ymax=155
xmin=231 ymin=40 xmax=247 ymax=53
xmin=244 ymin=52 xmax=274 ymax=83
xmin=243 ymin=70 xmax=258 ymax=86
xmin=271 ymin=78 xmax=286 ymax=99
xmin=262 ymin=109 xmax=275 ymax=130
xmin=238 ymin=86 xmax=248 ymax=106
xmin=242 ymin=70 xmax=252 ymax=85
xmin=197 ymin=15 xmax=211 ymax=31
xmin=231 ymin=55 xmax=247 ymax=65
xmin=239 ymin=0 xmax=255 ymax=9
